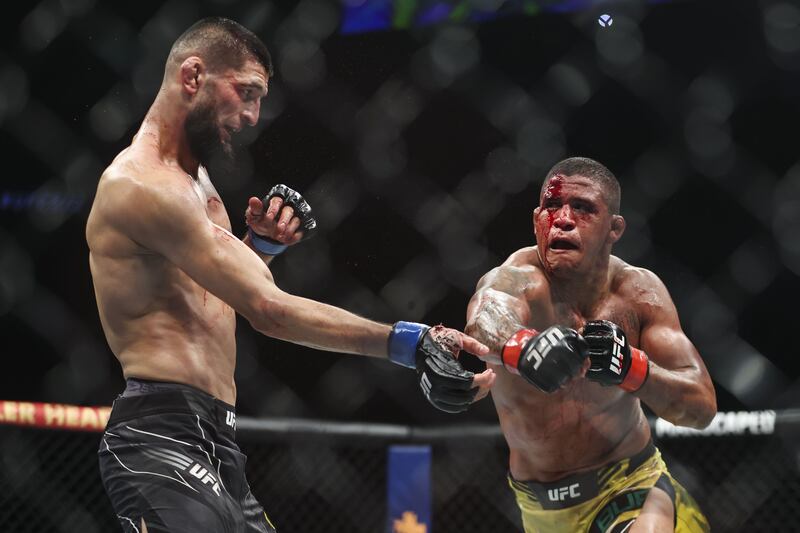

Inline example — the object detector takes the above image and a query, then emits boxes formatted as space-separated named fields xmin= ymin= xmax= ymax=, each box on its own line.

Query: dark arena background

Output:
xmin=1 ymin=0 xmax=800 ymax=532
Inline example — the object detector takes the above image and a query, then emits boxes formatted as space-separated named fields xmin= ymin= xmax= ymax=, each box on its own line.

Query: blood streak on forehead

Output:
xmin=542 ymin=174 xmax=565 ymax=201
xmin=541 ymin=174 xmax=566 ymax=229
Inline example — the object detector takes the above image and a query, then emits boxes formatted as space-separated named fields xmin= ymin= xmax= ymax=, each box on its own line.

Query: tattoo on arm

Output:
xmin=491 ymin=267 xmax=533 ymax=294
xmin=467 ymin=267 xmax=533 ymax=353
xmin=473 ymin=299 xmax=525 ymax=351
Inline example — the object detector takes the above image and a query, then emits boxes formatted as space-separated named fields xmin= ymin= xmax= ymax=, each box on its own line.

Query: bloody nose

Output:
xmin=553 ymin=206 xmax=575 ymax=230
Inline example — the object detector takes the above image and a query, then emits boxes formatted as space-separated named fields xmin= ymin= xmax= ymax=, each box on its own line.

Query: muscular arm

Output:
xmin=107 ymin=174 xmax=390 ymax=357
xmin=465 ymin=263 xmax=537 ymax=363
xmin=633 ymin=270 xmax=717 ymax=428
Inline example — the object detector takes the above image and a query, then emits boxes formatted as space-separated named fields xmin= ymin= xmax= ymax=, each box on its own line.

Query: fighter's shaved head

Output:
xmin=542 ymin=157 xmax=621 ymax=214
xmin=165 ymin=17 xmax=273 ymax=78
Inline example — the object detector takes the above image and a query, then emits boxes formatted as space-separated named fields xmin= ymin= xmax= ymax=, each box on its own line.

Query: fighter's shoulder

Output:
xmin=98 ymin=155 xmax=196 ymax=213
xmin=476 ymin=247 xmax=549 ymax=297
xmin=610 ymin=256 xmax=672 ymax=311
xmin=503 ymin=246 xmax=542 ymax=268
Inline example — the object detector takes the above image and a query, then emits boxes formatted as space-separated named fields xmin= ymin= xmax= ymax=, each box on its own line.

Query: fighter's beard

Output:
xmin=185 ymin=102 xmax=237 ymax=178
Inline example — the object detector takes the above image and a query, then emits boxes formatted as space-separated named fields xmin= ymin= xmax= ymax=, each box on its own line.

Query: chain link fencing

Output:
xmin=2 ymin=411 xmax=799 ymax=532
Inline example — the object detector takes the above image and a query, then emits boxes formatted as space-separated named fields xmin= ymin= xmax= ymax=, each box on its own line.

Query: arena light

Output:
xmin=340 ymin=0 xmax=691 ymax=34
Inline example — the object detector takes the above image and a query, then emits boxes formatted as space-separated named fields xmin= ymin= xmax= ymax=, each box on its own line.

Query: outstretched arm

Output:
xmin=110 ymin=174 xmax=486 ymax=356
xmin=104 ymin=173 xmax=493 ymax=410
xmin=109 ymin=175 xmax=395 ymax=355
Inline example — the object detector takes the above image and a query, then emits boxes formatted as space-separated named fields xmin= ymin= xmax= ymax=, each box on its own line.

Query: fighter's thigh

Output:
xmin=113 ymin=495 xmax=231 ymax=532
xmin=672 ymin=481 xmax=710 ymax=533
xmin=99 ymin=432 xmax=232 ymax=532
xmin=241 ymin=484 xmax=278 ymax=533
xmin=587 ymin=473 xmax=676 ymax=533
xmin=629 ymin=487 xmax=675 ymax=533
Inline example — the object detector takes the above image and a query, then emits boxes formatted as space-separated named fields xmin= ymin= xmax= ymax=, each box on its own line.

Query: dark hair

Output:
xmin=167 ymin=17 xmax=273 ymax=77
xmin=542 ymin=157 xmax=621 ymax=214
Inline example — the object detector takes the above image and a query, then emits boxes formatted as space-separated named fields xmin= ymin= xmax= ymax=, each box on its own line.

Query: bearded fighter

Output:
xmin=87 ymin=17 xmax=494 ymax=533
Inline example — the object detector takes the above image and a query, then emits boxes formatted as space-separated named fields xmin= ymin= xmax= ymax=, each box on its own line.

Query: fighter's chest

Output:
xmin=552 ymin=299 xmax=642 ymax=347
xmin=204 ymin=195 xmax=232 ymax=231
xmin=190 ymin=172 xmax=232 ymax=232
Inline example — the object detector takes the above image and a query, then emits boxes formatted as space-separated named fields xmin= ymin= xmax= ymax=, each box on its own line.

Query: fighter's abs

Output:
xmin=495 ymin=374 xmax=648 ymax=480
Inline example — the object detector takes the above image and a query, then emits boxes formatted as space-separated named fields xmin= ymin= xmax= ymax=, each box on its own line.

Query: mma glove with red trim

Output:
xmin=582 ymin=320 xmax=650 ymax=392
xmin=501 ymin=326 xmax=588 ymax=393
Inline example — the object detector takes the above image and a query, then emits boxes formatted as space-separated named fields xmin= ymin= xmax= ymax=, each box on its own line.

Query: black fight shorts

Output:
xmin=98 ymin=379 xmax=276 ymax=533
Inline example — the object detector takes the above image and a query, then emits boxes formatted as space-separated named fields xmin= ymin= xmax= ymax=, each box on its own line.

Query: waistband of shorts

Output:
xmin=508 ymin=440 xmax=656 ymax=510
xmin=107 ymin=379 xmax=237 ymax=438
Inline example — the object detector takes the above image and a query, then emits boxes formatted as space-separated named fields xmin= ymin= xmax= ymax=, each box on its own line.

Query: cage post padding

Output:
xmin=387 ymin=445 xmax=432 ymax=532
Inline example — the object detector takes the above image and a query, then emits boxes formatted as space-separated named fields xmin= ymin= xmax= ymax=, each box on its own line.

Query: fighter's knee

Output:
xmin=140 ymin=518 xmax=148 ymax=533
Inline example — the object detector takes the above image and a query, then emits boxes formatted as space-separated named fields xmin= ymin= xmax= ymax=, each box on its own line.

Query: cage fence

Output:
xmin=0 ymin=405 xmax=798 ymax=533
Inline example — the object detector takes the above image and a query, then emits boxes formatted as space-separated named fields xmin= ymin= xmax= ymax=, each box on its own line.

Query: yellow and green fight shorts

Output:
xmin=508 ymin=441 xmax=710 ymax=532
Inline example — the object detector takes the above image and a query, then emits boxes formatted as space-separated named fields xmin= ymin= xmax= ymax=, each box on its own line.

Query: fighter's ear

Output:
xmin=609 ymin=214 xmax=625 ymax=243
xmin=532 ymin=207 xmax=542 ymax=243
xmin=180 ymin=57 xmax=205 ymax=96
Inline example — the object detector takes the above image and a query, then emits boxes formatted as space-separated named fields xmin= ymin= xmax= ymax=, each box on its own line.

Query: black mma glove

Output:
xmin=264 ymin=184 xmax=317 ymax=237
xmin=501 ymin=326 xmax=588 ymax=393
xmin=248 ymin=184 xmax=317 ymax=256
xmin=389 ymin=322 xmax=477 ymax=414
xmin=583 ymin=320 xmax=649 ymax=392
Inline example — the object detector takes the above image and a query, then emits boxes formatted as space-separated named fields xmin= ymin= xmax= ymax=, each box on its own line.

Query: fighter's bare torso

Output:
xmin=490 ymin=247 xmax=655 ymax=482
xmin=87 ymin=144 xmax=239 ymax=404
